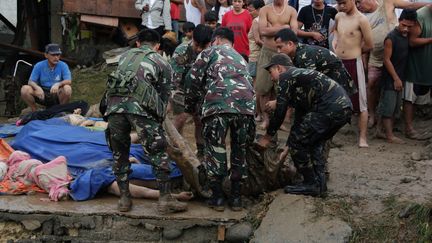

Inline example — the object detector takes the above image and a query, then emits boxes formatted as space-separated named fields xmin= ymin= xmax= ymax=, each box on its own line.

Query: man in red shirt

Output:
xmin=170 ymin=0 xmax=182 ymax=42
xmin=222 ymin=0 xmax=252 ymax=59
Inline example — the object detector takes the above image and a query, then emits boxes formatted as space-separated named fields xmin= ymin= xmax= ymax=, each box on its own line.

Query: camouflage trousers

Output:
xmin=202 ymin=114 xmax=256 ymax=182
xmin=106 ymin=113 xmax=171 ymax=183
xmin=287 ymin=108 xmax=351 ymax=171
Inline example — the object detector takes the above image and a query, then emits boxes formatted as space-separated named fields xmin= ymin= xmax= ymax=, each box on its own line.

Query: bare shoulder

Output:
xmin=357 ymin=13 xmax=370 ymax=25
xmin=335 ymin=12 xmax=346 ymax=19
xmin=261 ymin=4 xmax=271 ymax=13
xmin=287 ymin=5 xmax=297 ymax=15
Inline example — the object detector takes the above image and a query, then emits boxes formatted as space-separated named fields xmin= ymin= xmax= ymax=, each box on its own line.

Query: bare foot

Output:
xmin=386 ymin=136 xmax=405 ymax=144
xmin=358 ymin=138 xmax=369 ymax=148
xmin=174 ymin=191 xmax=194 ymax=201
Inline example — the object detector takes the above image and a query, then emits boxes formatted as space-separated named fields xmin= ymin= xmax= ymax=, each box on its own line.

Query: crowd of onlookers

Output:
xmin=138 ymin=0 xmax=431 ymax=148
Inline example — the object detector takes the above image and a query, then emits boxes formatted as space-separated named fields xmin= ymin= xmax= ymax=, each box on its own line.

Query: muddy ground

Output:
xmin=1 ymin=66 xmax=432 ymax=242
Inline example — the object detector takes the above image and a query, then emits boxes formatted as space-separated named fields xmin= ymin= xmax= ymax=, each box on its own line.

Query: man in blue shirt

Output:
xmin=21 ymin=43 xmax=72 ymax=111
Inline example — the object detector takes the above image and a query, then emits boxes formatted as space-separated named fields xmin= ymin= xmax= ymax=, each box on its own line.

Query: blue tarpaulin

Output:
xmin=0 ymin=124 xmax=22 ymax=138
xmin=10 ymin=118 xmax=181 ymax=180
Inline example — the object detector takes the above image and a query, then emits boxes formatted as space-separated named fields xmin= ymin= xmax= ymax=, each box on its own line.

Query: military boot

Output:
xmin=315 ymin=164 xmax=327 ymax=195
xmin=157 ymin=181 xmax=188 ymax=214
xmin=284 ymin=167 xmax=321 ymax=197
xmin=228 ymin=181 xmax=242 ymax=211
xmin=117 ymin=180 xmax=132 ymax=212
xmin=207 ymin=181 xmax=225 ymax=212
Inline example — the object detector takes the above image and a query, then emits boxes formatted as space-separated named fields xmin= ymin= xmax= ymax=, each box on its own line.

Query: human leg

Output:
xmin=203 ymin=115 xmax=229 ymax=211
xmin=229 ymin=115 xmax=255 ymax=211
xmin=58 ymin=84 xmax=72 ymax=104
xmin=367 ymin=66 xmax=382 ymax=128
xmin=20 ymin=85 xmax=38 ymax=111
xmin=107 ymin=114 xmax=133 ymax=212
xmin=132 ymin=114 xmax=187 ymax=213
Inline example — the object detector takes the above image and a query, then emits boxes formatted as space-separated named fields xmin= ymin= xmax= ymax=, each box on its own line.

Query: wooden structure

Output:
xmin=63 ymin=0 xmax=141 ymax=18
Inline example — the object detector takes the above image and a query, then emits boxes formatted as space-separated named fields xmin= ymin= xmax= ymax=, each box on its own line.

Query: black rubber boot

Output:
xmin=117 ymin=180 xmax=132 ymax=212
xmin=157 ymin=180 xmax=188 ymax=214
xmin=207 ymin=180 xmax=225 ymax=212
xmin=284 ymin=167 xmax=321 ymax=197
xmin=229 ymin=181 xmax=242 ymax=211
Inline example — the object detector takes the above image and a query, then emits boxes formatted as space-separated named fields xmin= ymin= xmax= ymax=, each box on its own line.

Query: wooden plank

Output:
xmin=96 ymin=0 xmax=113 ymax=16
xmin=217 ymin=225 xmax=225 ymax=241
xmin=80 ymin=15 xmax=119 ymax=27
xmin=63 ymin=0 xmax=140 ymax=18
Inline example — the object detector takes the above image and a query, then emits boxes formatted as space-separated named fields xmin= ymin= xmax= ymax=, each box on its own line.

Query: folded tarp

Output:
xmin=10 ymin=118 xmax=182 ymax=179
xmin=0 ymin=124 xmax=22 ymax=138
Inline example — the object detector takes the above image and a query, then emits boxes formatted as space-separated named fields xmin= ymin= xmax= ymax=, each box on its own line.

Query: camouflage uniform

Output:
xmin=267 ymin=67 xmax=352 ymax=174
xmin=293 ymin=43 xmax=357 ymax=96
xmin=169 ymin=41 xmax=205 ymax=156
xmin=184 ymin=44 xmax=256 ymax=182
xmin=104 ymin=45 xmax=172 ymax=183
xmin=169 ymin=41 xmax=197 ymax=113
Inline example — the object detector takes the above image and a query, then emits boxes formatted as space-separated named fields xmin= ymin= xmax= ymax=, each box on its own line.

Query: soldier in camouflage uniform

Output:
xmin=274 ymin=28 xmax=357 ymax=96
xmin=258 ymin=54 xmax=352 ymax=197
xmin=169 ymin=24 xmax=213 ymax=160
xmin=104 ymin=29 xmax=187 ymax=213
xmin=184 ymin=27 xmax=256 ymax=211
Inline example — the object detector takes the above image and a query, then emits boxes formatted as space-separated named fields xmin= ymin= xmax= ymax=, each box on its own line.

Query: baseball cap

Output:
xmin=262 ymin=53 xmax=293 ymax=70
xmin=45 ymin=43 xmax=62 ymax=55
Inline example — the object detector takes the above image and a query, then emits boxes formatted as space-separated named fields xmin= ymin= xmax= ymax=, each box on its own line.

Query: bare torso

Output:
xmin=334 ymin=12 xmax=364 ymax=59
xmin=259 ymin=2 xmax=297 ymax=50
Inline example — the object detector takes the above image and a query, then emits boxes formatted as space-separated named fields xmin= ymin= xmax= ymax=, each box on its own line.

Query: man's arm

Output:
xmin=258 ymin=7 xmax=291 ymax=37
xmin=169 ymin=45 xmax=188 ymax=90
xmin=383 ymin=38 xmax=402 ymax=91
xmin=331 ymin=14 xmax=340 ymax=50
xmin=135 ymin=0 xmax=145 ymax=10
xmin=184 ymin=50 xmax=209 ymax=113
xmin=359 ymin=16 xmax=373 ymax=53
xmin=409 ymin=21 xmax=432 ymax=47
xmin=392 ymin=0 xmax=429 ymax=10
xmin=163 ymin=0 xmax=172 ymax=30
xmin=266 ymin=76 xmax=291 ymax=137
xmin=252 ymin=20 xmax=263 ymax=46
xmin=288 ymin=7 xmax=299 ymax=33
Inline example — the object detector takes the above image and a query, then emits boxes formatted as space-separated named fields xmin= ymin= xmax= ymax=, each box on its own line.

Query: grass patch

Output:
xmin=314 ymin=195 xmax=432 ymax=242
xmin=71 ymin=64 xmax=116 ymax=105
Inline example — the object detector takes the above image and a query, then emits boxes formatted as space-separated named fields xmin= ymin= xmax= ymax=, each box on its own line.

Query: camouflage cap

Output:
xmin=262 ymin=53 xmax=293 ymax=70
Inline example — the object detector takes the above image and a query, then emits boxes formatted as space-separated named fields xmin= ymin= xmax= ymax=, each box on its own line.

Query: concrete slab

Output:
xmin=252 ymin=192 xmax=352 ymax=243
xmin=0 ymin=193 xmax=248 ymax=242
xmin=0 ymin=193 xmax=246 ymax=221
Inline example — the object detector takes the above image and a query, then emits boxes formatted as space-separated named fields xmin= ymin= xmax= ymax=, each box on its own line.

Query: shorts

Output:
xmin=377 ymin=90 xmax=402 ymax=118
xmin=255 ymin=46 xmax=277 ymax=95
xmin=248 ymin=62 xmax=257 ymax=77
xmin=342 ymin=57 xmax=367 ymax=113
xmin=403 ymin=82 xmax=431 ymax=105
xmin=35 ymin=89 xmax=60 ymax=107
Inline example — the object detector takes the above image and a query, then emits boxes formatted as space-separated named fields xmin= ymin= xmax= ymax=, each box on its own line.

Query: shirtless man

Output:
xmin=333 ymin=0 xmax=373 ymax=148
xmin=256 ymin=0 xmax=297 ymax=129
xmin=356 ymin=0 xmax=429 ymax=128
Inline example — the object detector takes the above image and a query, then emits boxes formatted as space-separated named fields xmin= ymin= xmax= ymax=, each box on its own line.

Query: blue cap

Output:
xmin=45 ymin=43 xmax=62 ymax=55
